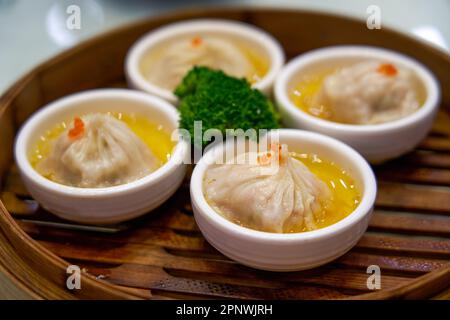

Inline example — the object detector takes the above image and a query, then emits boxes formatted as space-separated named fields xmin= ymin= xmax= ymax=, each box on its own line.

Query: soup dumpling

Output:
xmin=144 ymin=36 xmax=252 ymax=91
xmin=313 ymin=61 xmax=421 ymax=124
xmin=38 ymin=113 xmax=157 ymax=188
xmin=204 ymin=143 xmax=331 ymax=233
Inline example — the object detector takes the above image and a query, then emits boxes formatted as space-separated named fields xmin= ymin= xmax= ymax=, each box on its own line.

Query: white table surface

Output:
xmin=1 ymin=0 xmax=449 ymax=94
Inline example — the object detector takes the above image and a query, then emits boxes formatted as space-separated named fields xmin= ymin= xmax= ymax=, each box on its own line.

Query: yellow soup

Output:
xmin=290 ymin=69 xmax=426 ymax=124
xmin=139 ymin=36 xmax=269 ymax=87
xmin=205 ymin=149 xmax=361 ymax=234
xmin=237 ymin=43 xmax=269 ymax=84
xmin=289 ymin=152 xmax=361 ymax=232
xmin=290 ymin=70 xmax=336 ymax=121
xmin=29 ymin=112 xmax=175 ymax=180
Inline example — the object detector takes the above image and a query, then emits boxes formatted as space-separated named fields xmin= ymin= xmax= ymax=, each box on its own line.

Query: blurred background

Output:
xmin=1 ymin=0 xmax=449 ymax=93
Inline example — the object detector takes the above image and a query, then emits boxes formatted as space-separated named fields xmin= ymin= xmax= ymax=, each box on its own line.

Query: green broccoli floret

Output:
xmin=175 ymin=66 xmax=280 ymax=147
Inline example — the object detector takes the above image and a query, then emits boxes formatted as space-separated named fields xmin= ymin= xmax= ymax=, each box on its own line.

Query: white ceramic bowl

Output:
xmin=15 ymin=89 xmax=188 ymax=224
xmin=275 ymin=46 xmax=440 ymax=163
xmin=191 ymin=129 xmax=376 ymax=271
xmin=126 ymin=19 xmax=285 ymax=104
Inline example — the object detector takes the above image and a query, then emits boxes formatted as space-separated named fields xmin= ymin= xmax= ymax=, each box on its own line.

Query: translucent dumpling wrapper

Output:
xmin=38 ymin=114 xmax=157 ymax=188
xmin=144 ymin=36 xmax=252 ymax=91
xmin=313 ymin=61 xmax=421 ymax=124
xmin=204 ymin=143 xmax=332 ymax=233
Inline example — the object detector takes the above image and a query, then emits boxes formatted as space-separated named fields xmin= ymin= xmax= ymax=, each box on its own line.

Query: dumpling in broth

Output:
xmin=313 ymin=61 xmax=421 ymax=124
xmin=38 ymin=113 xmax=156 ymax=188
xmin=144 ymin=36 xmax=252 ymax=91
xmin=204 ymin=143 xmax=331 ymax=233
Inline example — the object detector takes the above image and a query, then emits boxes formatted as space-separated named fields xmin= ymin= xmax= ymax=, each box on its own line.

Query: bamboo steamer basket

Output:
xmin=0 ymin=7 xmax=449 ymax=299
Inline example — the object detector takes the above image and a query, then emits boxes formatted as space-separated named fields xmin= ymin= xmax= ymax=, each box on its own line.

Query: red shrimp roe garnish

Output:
xmin=258 ymin=143 xmax=284 ymax=165
xmin=257 ymin=152 xmax=272 ymax=165
xmin=191 ymin=36 xmax=203 ymax=47
xmin=68 ymin=117 xmax=85 ymax=139
xmin=271 ymin=143 xmax=284 ymax=162
xmin=377 ymin=63 xmax=397 ymax=76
